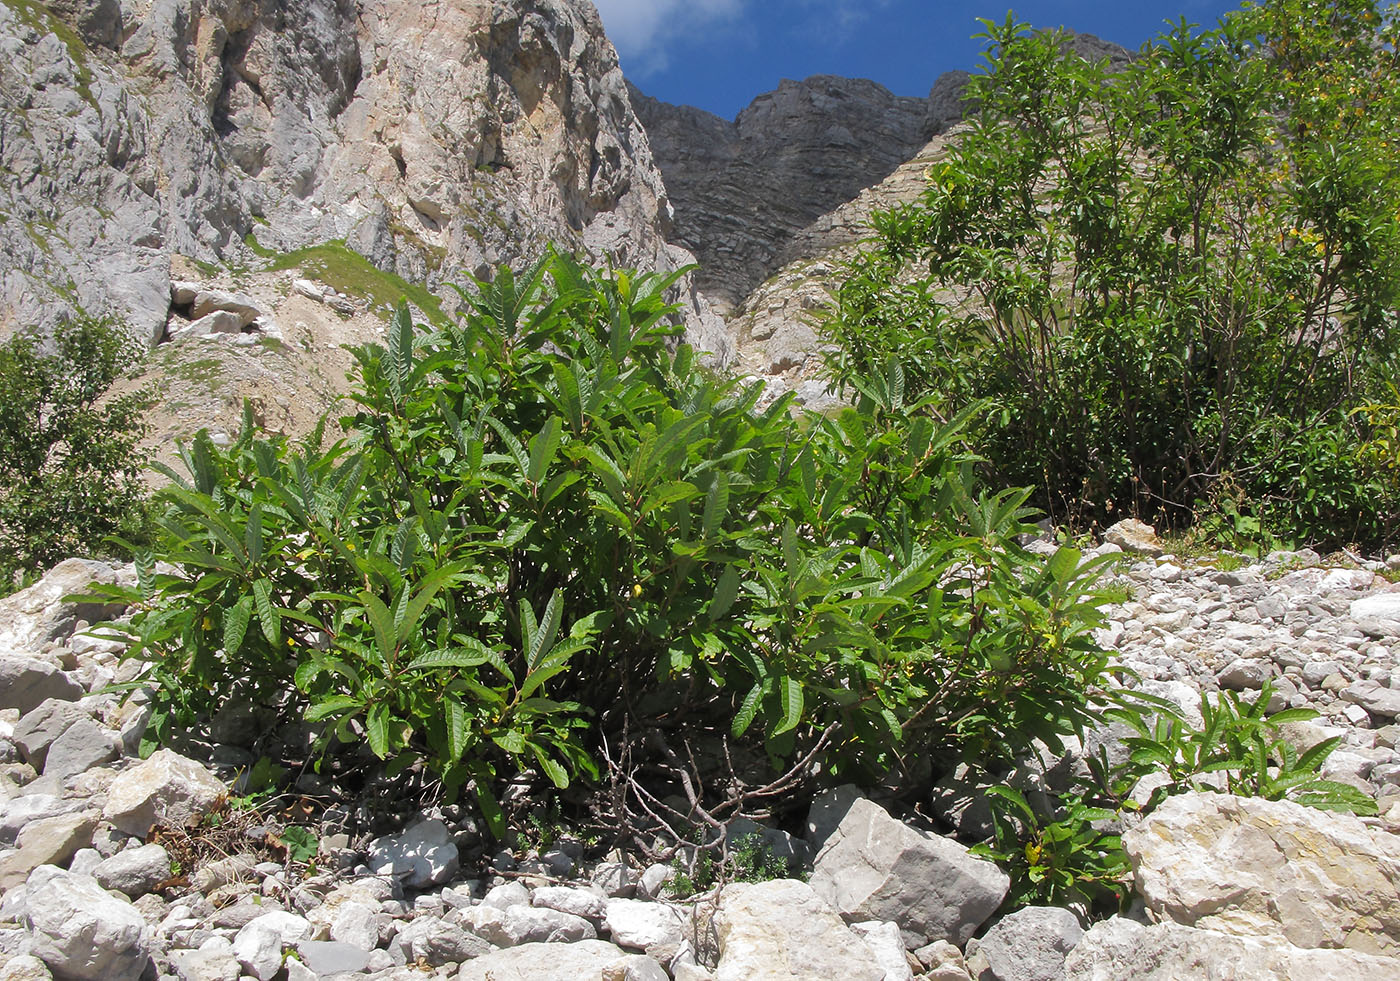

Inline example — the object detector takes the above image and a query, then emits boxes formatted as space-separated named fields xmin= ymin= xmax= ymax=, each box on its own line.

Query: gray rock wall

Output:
xmin=0 ymin=0 xmax=729 ymax=359
xmin=630 ymin=72 xmax=970 ymax=314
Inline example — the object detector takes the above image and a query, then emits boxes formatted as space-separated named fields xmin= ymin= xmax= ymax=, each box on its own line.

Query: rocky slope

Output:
xmin=0 ymin=0 xmax=727 ymax=359
xmin=2 ymin=536 xmax=1400 ymax=980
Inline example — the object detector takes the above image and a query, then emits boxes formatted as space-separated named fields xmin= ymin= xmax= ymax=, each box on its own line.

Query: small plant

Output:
xmin=274 ymin=826 xmax=319 ymax=865
xmin=974 ymin=784 xmax=1133 ymax=912
xmin=1111 ymin=681 xmax=1377 ymax=816
xmin=980 ymin=678 xmax=1376 ymax=911
xmin=669 ymin=831 xmax=798 ymax=897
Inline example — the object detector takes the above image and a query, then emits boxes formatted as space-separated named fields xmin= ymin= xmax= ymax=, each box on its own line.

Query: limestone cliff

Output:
xmin=630 ymin=72 xmax=971 ymax=315
xmin=0 ymin=0 xmax=728 ymax=359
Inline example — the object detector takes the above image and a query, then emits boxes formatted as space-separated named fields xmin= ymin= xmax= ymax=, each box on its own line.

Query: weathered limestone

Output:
xmin=1123 ymin=792 xmax=1400 ymax=956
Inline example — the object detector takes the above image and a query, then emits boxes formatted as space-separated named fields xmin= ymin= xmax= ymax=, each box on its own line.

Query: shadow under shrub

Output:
xmin=91 ymin=252 xmax=1122 ymax=848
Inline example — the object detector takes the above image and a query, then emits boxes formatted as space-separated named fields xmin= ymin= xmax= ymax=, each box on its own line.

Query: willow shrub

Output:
xmin=822 ymin=1 xmax=1400 ymax=549
xmin=92 ymin=253 xmax=1119 ymax=835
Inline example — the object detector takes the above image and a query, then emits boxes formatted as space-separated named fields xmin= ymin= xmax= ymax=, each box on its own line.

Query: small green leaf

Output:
xmin=732 ymin=684 xmax=762 ymax=737
xmin=476 ymin=781 xmax=506 ymax=840
xmin=366 ymin=703 xmax=391 ymax=758
xmin=708 ymin=565 xmax=742 ymax=623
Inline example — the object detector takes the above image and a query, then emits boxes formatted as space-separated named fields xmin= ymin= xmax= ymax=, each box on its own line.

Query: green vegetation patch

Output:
xmin=245 ymin=233 xmax=447 ymax=325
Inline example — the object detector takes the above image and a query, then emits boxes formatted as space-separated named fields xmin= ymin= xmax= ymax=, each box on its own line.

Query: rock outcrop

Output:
xmin=630 ymin=73 xmax=969 ymax=315
xmin=0 ymin=0 xmax=728 ymax=359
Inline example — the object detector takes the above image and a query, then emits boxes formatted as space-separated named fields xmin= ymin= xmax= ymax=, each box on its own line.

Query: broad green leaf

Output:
xmin=445 ymin=696 xmax=468 ymax=763
xmin=493 ymin=730 xmax=526 ymax=754
xmin=526 ymin=416 xmax=564 ymax=485
xmin=251 ymin=579 xmax=280 ymax=646
xmin=528 ymin=590 xmax=564 ymax=671
xmin=366 ymin=703 xmax=391 ymax=758
xmin=223 ymin=597 xmax=251 ymax=655
xmin=531 ymin=744 xmax=570 ymax=789
xmin=304 ymin=695 xmax=361 ymax=722
xmin=1046 ymin=546 xmax=1081 ymax=585
xmin=708 ymin=565 xmax=742 ymax=623
xmin=702 ymin=472 xmax=729 ymax=540
xmin=773 ymin=676 xmax=803 ymax=736
xmin=361 ymin=591 xmax=397 ymax=663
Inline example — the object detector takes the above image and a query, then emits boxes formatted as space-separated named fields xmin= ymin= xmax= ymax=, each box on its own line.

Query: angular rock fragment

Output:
xmin=714 ymin=879 xmax=885 ymax=981
xmin=809 ymin=797 xmax=1009 ymax=947
xmin=103 ymin=749 xmax=226 ymax=837
xmin=24 ymin=865 xmax=152 ymax=981
xmin=1064 ymin=917 xmax=1400 ymax=981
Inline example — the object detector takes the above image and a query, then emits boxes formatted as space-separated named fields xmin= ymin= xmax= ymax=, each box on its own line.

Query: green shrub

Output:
xmin=91 ymin=252 xmax=1122 ymax=838
xmin=821 ymin=1 xmax=1400 ymax=550
xmin=0 ymin=319 xmax=151 ymax=590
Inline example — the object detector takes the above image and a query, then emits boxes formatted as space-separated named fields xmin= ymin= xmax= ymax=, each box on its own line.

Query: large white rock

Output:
xmin=603 ymin=898 xmax=687 ymax=952
xmin=456 ymin=940 xmax=632 ymax=981
xmin=714 ymin=879 xmax=885 ymax=981
xmin=1104 ymin=519 xmax=1163 ymax=557
xmin=169 ymin=936 xmax=241 ymax=981
xmin=850 ymin=921 xmax=914 ymax=981
xmin=809 ymin=797 xmax=1009 ymax=947
xmin=24 ymin=865 xmax=151 ymax=981
xmin=102 ymin=749 xmax=226 ymax=837
xmin=232 ymin=911 xmax=313 ymax=981
xmin=1064 ymin=917 xmax=1400 ymax=980
xmin=395 ymin=917 xmax=491 ymax=965
xmin=368 ymin=819 xmax=459 ymax=889
xmin=532 ymin=884 xmax=607 ymax=920
xmin=1123 ymin=792 xmax=1400 ymax=956
xmin=1352 ymin=593 xmax=1400 ymax=621
xmin=0 ymin=559 xmax=131 ymax=656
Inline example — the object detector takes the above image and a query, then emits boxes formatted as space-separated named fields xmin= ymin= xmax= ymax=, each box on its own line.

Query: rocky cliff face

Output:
xmin=0 ymin=0 xmax=727 ymax=359
xmin=630 ymin=71 xmax=970 ymax=315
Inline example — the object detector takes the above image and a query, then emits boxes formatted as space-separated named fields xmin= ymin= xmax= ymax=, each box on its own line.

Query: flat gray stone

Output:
xmin=93 ymin=843 xmax=170 ymax=898
xmin=0 ymin=658 xmax=83 ymax=716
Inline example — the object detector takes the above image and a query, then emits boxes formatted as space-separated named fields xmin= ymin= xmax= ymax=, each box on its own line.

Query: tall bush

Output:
xmin=822 ymin=0 xmax=1400 ymax=548
xmin=95 ymin=253 xmax=1120 ymax=839
xmin=0 ymin=319 xmax=150 ymax=589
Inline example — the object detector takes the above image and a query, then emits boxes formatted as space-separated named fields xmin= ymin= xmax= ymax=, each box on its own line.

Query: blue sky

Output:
xmin=594 ymin=0 xmax=1244 ymax=119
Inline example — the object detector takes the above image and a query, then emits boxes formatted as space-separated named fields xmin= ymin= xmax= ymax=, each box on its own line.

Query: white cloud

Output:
xmin=592 ymin=0 xmax=746 ymax=75
xmin=796 ymin=0 xmax=893 ymax=34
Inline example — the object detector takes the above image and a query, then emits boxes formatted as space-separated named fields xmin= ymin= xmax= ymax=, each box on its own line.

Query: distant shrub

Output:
xmin=90 ymin=252 xmax=1121 ymax=840
xmin=822 ymin=1 xmax=1400 ymax=550
xmin=0 ymin=319 xmax=150 ymax=590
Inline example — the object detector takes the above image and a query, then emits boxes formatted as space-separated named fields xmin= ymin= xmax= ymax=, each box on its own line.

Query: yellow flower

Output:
xmin=631 ymin=583 xmax=643 ymax=598
xmin=201 ymin=617 xmax=213 ymax=631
